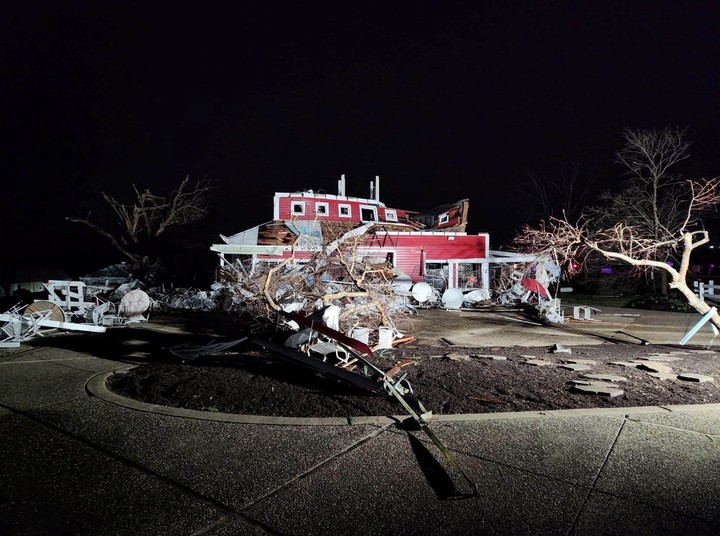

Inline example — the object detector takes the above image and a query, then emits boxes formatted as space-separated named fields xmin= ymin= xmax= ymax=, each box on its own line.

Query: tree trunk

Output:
xmin=131 ymin=255 xmax=151 ymax=281
xmin=659 ymin=269 xmax=668 ymax=297
xmin=670 ymin=279 xmax=720 ymax=330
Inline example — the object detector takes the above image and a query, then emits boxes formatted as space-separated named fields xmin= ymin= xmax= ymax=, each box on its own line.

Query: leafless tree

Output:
xmin=67 ymin=176 xmax=213 ymax=277
xmin=586 ymin=127 xmax=691 ymax=294
xmin=521 ymin=162 xmax=596 ymax=223
xmin=514 ymin=178 xmax=720 ymax=329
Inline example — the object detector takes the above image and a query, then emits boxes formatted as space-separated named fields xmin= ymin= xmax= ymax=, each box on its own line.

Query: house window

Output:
xmin=424 ymin=262 xmax=449 ymax=291
xmin=360 ymin=205 xmax=377 ymax=222
xmin=458 ymin=263 xmax=482 ymax=288
xmin=438 ymin=212 xmax=449 ymax=224
xmin=291 ymin=201 xmax=305 ymax=215
xmin=338 ymin=204 xmax=352 ymax=218
xmin=385 ymin=210 xmax=398 ymax=222
xmin=315 ymin=202 xmax=329 ymax=216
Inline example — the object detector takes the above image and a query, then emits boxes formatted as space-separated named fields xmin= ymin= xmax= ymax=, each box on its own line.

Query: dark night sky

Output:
xmin=2 ymin=1 xmax=720 ymax=278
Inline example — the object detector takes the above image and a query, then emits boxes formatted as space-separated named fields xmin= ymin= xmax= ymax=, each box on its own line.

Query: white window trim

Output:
xmin=291 ymin=201 xmax=305 ymax=216
xmin=438 ymin=212 xmax=449 ymax=224
xmin=315 ymin=202 xmax=329 ymax=217
xmin=360 ymin=204 xmax=377 ymax=222
xmin=338 ymin=203 xmax=352 ymax=218
xmin=384 ymin=209 xmax=398 ymax=222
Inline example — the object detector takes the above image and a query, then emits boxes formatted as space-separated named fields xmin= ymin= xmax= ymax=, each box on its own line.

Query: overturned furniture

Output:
xmin=0 ymin=280 xmax=151 ymax=346
xmin=0 ymin=301 xmax=105 ymax=347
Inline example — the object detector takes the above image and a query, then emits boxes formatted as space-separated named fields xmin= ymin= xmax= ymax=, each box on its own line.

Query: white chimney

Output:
xmin=338 ymin=174 xmax=346 ymax=196
xmin=375 ymin=175 xmax=380 ymax=202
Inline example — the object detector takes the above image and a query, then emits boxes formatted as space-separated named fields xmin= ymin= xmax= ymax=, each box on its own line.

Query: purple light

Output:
xmin=600 ymin=267 xmax=613 ymax=274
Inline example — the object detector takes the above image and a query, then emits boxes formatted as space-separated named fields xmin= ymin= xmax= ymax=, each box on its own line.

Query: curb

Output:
xmin=87 ymin=368 xmax=720 ymax=426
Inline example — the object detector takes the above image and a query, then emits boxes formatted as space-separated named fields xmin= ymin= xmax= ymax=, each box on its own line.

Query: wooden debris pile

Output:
xmin=216 ymin=224 xmax=414 ymax=339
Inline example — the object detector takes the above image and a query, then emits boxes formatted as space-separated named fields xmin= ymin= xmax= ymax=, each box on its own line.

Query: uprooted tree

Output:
xmin=514 ymin=177 xmax=720 ymax=329
xmin=67 ymin=176 xmax=213 ymax=279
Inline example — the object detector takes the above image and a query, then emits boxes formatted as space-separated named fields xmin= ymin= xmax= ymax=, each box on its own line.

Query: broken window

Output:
xmin=315 ymin=202 xmax=329 ymax=216
xmin=291 ymin=201 xmax=305 ymax=215
xmin=439 ymin=212 xmax=449 ymax=225
xmin=338 ymin=204 xmax=352 ymax=218
xmin=385 ymin=209 xmax=398 ymax=222
xmin=458 ymin=263 xmax=482 ymax=288
xmin=360 ymin=205 xmax=377 ymax=222
xmin=424 ymin=262 xmax=448 ymax=291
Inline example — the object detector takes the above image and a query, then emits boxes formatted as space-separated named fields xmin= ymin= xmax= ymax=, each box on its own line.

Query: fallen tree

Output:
xmin=514 ymin=178 xmax=720 ymax=329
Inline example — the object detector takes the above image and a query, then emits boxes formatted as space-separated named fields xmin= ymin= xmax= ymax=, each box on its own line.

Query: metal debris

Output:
xmin=1 ymin=300 xmax=106 ymax=344
xmin=0 ymin=275 xmax=156 ymax=344
xmin=246 ymin=310 xmax=479 ymax=496
xmin=494 ymin=257 xmax=564 ymax=323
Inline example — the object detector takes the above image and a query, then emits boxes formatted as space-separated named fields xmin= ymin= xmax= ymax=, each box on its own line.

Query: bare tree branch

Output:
xmin=514 ymin=178 xmax=720 ymax=328
xmin=66 ymin=176 xmax=213 ymax=275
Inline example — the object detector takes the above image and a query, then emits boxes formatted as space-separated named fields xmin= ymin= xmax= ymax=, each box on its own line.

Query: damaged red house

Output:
xmin=211 ymin=176 xmax=526 ymax=295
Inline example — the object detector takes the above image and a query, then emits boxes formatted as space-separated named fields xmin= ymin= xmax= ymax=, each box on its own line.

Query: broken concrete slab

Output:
xmin=471 ymin=354 xmax=508 ymax=361
xmin=523 ymin=359 xmax=553 ymax=366
xmin=583 ymin=373 xmax=627 ymax=383
xmin=552 ymin=344 xmax=572 ymax=354
xmin=609 ymin=361 xmax=642 ymax=368
xmin=563 ymin=359 xmax=597 ymax=365
xmin=569 ymin=380 xmax=622 ymax=389
xmin=560 ymin=363 xmax=592 ymax=371
xmin=646 ymin=372 xmax=678 ymax=381
xmin=636 ymin=356 xmax=683 ymax=362
xmin=636 ymin=363 xmax=675 ymax=374
xmin=571 ymin=384 xmax=624 ymax=397
xmin=677 ymin=373 xmax=715 ymax=383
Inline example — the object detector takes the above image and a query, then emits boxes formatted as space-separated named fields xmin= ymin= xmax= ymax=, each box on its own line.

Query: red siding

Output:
xmin=393 ymin=234 xmax=487 ymax=259
xmin=361 ymin=233 xmax=487 ymax=282
xmin=277 ymin=195 xmax=409 ymax=223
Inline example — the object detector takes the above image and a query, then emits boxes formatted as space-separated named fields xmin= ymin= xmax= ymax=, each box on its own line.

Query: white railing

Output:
xmin=694 ymin=280 xmax=720 ymax=301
